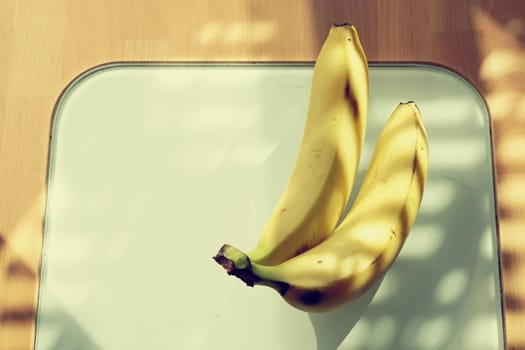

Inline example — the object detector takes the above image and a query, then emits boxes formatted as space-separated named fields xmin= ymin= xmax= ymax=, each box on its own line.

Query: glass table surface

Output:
xmin=36 ymin=63 xmax=503 ymax=350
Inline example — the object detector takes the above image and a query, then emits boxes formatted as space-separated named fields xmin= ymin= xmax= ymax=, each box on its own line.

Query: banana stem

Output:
xmin=213 ymin=244 xmax=260 ymax=287
xmin=213 ymin=244 xmax=290 ymax=295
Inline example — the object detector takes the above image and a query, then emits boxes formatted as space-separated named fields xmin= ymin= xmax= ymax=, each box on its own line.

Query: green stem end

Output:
xmin=213 ymin=244 xmax=291 ymax=295
xmin=213 ymin=244 xmax=260 ymax=287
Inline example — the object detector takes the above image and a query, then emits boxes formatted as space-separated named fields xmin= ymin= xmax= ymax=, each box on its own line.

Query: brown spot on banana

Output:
xmin=298 ymin=290 xmax=324 ymax=306
xmin=344 ymin=80 xmax=359 ymax=118
xmin=390 ymin=228 xmax=397 ymax=237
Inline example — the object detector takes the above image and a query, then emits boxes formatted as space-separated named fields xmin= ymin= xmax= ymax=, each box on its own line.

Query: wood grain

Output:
xmin=1 ymin=0 xmax=524 ymax=349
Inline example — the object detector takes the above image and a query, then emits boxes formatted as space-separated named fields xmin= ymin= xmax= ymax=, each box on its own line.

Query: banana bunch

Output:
xmin=213 ymin=24 xmax=429 ymax=313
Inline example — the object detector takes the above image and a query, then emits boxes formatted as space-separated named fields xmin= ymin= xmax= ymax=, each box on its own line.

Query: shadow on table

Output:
xmin=308 ymin=279 xmax=382 ymax=350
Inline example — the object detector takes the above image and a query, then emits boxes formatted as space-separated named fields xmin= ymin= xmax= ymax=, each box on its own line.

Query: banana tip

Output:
xmin=333 ymin=22 xmax=354 ymax=27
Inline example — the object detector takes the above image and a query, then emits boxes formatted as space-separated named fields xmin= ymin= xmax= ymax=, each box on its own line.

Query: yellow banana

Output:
xmin=214 ymin=102 xmax=429 ymax=312
xmin=246 ymin=23 xmax=369 ymax=265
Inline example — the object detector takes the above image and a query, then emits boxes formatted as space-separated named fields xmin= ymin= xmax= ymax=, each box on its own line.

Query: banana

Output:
xmin=214 ymin=102 xmax=429 ymax=312
xmin=246 ymin=23 xmax=369 ymax=265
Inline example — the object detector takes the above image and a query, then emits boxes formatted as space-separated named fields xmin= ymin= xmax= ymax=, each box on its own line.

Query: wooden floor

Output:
xmin=1 ymin=1 xmax=524 ymax=349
